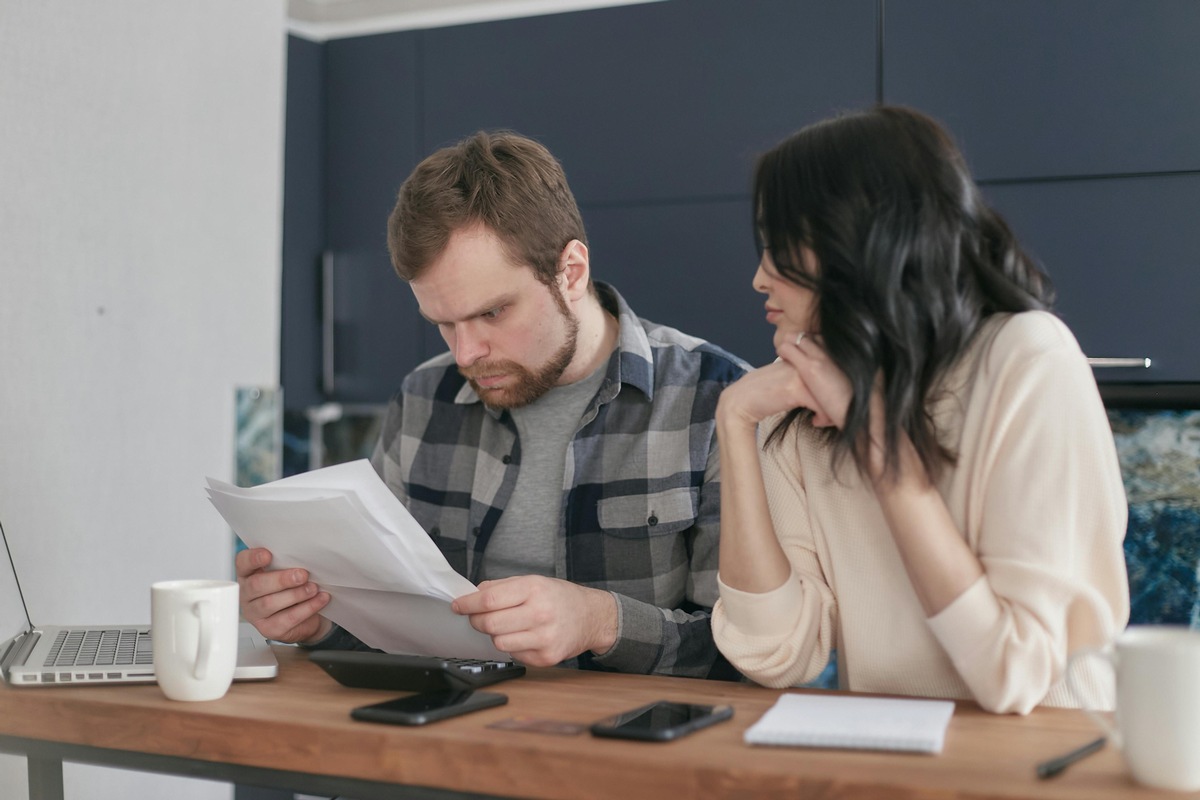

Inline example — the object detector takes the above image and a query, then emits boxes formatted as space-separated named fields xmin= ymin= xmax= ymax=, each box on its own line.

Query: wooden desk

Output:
xmin=0 ymin=645 xmax=1184 ymax=799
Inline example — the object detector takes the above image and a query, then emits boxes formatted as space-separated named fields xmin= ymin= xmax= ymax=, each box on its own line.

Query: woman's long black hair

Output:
xmin=757 ymin=105 xmax=1055 ymax=480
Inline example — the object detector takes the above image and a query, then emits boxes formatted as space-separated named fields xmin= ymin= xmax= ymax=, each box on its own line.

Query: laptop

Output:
xmin=0 ymin=520 xmax=278 ymax=687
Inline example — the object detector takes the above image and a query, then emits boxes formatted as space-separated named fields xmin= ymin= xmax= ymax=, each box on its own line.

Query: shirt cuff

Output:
xmin=716 ymin=573 xmax=806 ymax=638
xmin=925 ymin=575 xmax=1001 ymax=662
xmin=296 ymin=623 xmax=375 ymax=652
xmin=590 ymin=592 xmax=664 ymax=674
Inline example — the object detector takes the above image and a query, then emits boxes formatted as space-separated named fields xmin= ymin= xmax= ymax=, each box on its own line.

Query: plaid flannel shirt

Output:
xmin=350 ymin=282 xmax=747 ymax=678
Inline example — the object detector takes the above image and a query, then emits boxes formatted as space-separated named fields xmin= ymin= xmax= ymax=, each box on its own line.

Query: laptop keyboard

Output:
xmin=44 ymin=628 xmax=154 ymax=667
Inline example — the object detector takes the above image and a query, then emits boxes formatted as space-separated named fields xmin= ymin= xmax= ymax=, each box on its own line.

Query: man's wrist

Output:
xmin=298 ymin=616 xmax=335 ymax=647
xmin=588 ymin=588 xmax=619 ymax=655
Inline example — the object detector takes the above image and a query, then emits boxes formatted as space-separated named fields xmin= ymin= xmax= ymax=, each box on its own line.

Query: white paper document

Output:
xmin=744 ymin=693 xmax=955 ymax=754
xmin=206 ymin=459 xmax=507 ymax=660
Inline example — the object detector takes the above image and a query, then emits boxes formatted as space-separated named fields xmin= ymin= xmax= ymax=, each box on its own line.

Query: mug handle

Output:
xmin=1065 ymin=646 xmax=1121 ymax=748
xmin=191 ymin=599 xmax=213 ymax=681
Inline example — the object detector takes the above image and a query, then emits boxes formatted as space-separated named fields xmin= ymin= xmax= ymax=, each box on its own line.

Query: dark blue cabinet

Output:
xmin=885 ymin=0 xmax=1200 ymax=384
xmin=583 ymin=198 xmax=769 ymax=367
xmin=282 ymin=1 xmax=876 ymax=407
xmin=283 ymin=0 xmax=1200 ymax=408
xmin=281 ymin=36 xmax=327 ymax=411
xmin=323 ymin=248 xmax=431 ymax=402
xmin=321 ymin=32 xmax=424 ymax=404
xmin=418 ymin=0 xmax=877 ymax=369
xmin=884 ymin=0 xmax=1200 ymax=181
xmin=983 ymin=175 xmax=1200 ymax=383
xmin=423 ymin=0 xmax=877 ymax=205
xmin=282 ymin=32 xmax=423 ymax=409
xmin=325 ymin=32 xmax=420 ymax=248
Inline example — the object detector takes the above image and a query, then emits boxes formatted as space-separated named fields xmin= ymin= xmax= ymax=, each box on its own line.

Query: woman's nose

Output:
xmin=752 ymin=262 xmax=770 ymax=294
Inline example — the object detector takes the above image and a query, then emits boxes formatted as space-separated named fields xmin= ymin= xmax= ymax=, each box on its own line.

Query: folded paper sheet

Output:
xmin=206 ymin=459 xmax=506 ymax=660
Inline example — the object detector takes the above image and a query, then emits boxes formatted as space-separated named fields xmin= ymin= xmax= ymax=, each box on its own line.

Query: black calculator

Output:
xmin=309 ymin=650 xmax=526 ymax=692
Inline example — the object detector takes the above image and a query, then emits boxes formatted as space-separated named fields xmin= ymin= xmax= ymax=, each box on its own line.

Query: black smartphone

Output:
xmin=350 ymin=689 xmax=508 ymax=726
xmin=590 ymin=700 xmax=734 ymax=742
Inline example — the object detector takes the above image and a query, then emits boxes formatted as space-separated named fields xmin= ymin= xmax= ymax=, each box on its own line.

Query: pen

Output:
xmin=1035 ymin=736 xmax=1107 ymax=779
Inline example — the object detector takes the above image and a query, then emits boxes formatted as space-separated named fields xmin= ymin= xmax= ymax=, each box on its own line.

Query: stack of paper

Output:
xmin=744 ymin=693 xmax=955 ymax=754
xmin=206 ymin=459 xmax=506 ymax=660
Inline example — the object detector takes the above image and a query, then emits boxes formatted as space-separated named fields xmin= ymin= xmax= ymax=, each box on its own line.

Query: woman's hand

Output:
xmin=778 ymin=337 xmax=931 ymax=489
xmin=772 ymin=334 xmax=853 ymax=429
xmin=777 ymin=336 xmax=905 ymax=485
xmin=716 ymin=357 xmax=820 ymax=431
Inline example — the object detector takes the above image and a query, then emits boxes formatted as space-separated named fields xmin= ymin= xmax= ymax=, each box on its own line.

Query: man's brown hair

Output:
xmin=387 ymin=131 xmax=587 ymax=286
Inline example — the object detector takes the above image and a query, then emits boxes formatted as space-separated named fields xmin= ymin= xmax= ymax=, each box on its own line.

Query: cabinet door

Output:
xmin=584 ymin=198 xmax=770 ymax=367
xmin=983 ymin=175 xmax=1200 ymax=382
xmin=281 ymin=35 xmax=327 ymax=411
xmin=885 ymin=0 xmax=1200 ymax=181
xmin=422 ymin=0 xmax=877 ymax=205
xmin=317 ymin=32 xmax=423 ymax=405
xmin=326 ymin=32 xmax=420 ymax=247
xmin=289 ymin=3 xmax=878 ymax=405
xmin=324 ymin=248 xmax=427 ymax=403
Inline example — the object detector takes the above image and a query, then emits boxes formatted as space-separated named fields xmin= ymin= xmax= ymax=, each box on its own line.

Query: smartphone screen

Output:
xmin=351 ymin=689 xmax=507 ymax=726
xmin=590 ymin=700 xmax=733 ymax=741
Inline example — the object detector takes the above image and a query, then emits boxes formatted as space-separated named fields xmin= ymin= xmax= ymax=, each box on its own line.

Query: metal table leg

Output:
xmin=27 ymin=753 xmax=64 ymax=800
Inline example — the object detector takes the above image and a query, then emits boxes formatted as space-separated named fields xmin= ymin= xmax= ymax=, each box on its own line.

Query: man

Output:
xmin=238 ymin=131 xmax=747 ymax=678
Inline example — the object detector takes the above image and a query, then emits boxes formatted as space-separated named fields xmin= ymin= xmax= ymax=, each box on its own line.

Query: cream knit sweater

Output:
xmin=712 ymin=311 xmax=1130 ymax=714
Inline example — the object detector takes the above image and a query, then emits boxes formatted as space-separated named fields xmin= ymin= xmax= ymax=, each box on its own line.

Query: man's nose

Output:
xmin=453 ymin=324 xmax=488 ymax=367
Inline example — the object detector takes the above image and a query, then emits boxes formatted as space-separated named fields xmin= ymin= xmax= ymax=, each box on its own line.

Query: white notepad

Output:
xmin=744 ymin=693 xmax=955 ymax=754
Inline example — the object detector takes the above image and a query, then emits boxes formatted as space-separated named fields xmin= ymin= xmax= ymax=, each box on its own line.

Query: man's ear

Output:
xmin=556 ymin=239 xmax=590 ymax=300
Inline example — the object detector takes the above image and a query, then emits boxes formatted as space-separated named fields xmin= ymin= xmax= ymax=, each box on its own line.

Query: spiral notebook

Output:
xmin=744 ymin=693 xmax=955 ymax=754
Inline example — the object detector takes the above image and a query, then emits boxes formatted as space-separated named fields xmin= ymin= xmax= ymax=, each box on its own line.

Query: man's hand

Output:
xmin=235 ymin=547 xmax=333 ymax=644
xmin=450 ymin=576 xmax=618 ymax=667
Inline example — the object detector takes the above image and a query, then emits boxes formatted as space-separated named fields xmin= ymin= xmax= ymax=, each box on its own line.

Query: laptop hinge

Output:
xmin=1 ymin=630 xmax=39 ymax=671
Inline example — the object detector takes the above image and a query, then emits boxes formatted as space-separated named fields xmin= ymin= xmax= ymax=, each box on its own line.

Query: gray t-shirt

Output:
xmin=478 ymin=363 xmax=608 ymax=581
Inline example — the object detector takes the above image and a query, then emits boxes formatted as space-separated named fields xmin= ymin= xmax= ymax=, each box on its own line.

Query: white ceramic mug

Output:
xmin=1066 ymin=625 xmax=1200 ymax=791
xmin=151 ymin=579 xmax=239 ymax=701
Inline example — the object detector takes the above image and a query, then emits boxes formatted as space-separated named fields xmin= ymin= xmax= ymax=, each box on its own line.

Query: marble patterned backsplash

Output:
xmin=235 ymin=387 xmax=282 ymax=487
xmin=1109 ymin=409 xmax=1200 ymax=627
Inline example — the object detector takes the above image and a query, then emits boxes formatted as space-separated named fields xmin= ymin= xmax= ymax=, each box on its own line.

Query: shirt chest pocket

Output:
xmin=596 ymin=486 xmax=698 ymax=538
xmin=406 ymin=498 xmax=470 ymax=575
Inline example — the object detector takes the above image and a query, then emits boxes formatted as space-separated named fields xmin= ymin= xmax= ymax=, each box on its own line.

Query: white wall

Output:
xmin=0 ymin=1 xmax=285 ymax=798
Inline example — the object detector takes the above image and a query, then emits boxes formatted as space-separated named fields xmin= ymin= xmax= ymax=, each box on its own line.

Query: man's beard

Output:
xmin=459 ymin=289 xmax=580 ymax=409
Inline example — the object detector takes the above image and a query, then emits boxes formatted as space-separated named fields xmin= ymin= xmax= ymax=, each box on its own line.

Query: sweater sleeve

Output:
xmin=712 ymin=421 xmax=838 ymax=688
xmin=926 ymin=314 xmax=1129 ymax=714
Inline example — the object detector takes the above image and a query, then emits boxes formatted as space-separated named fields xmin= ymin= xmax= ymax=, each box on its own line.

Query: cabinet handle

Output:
xmin=1087 ymin=357 xmax=1151 ymax=369
xmin=321 ymin=250 xmax=336 ymax=396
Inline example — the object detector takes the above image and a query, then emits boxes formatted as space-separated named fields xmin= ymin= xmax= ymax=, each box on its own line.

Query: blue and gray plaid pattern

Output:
xmin=370 ymin=282 xmax=748 ymax=678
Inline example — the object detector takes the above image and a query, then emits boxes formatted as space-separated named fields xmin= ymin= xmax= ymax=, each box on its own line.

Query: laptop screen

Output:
xmin=0 ymin=521 xmax=34 ymax=650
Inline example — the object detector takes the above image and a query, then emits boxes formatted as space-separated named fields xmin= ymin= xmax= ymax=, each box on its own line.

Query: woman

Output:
xmin=711 ymin=106 xmax=1129 ymax=714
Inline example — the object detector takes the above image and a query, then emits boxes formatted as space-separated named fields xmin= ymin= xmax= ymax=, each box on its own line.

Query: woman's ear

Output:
xmin=556 ymin=239 xmax=590 ymax=300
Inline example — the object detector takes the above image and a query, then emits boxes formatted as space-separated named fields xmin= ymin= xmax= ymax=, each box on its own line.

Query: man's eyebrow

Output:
xmin=418 ymin=294 xmax=516 ymax=326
